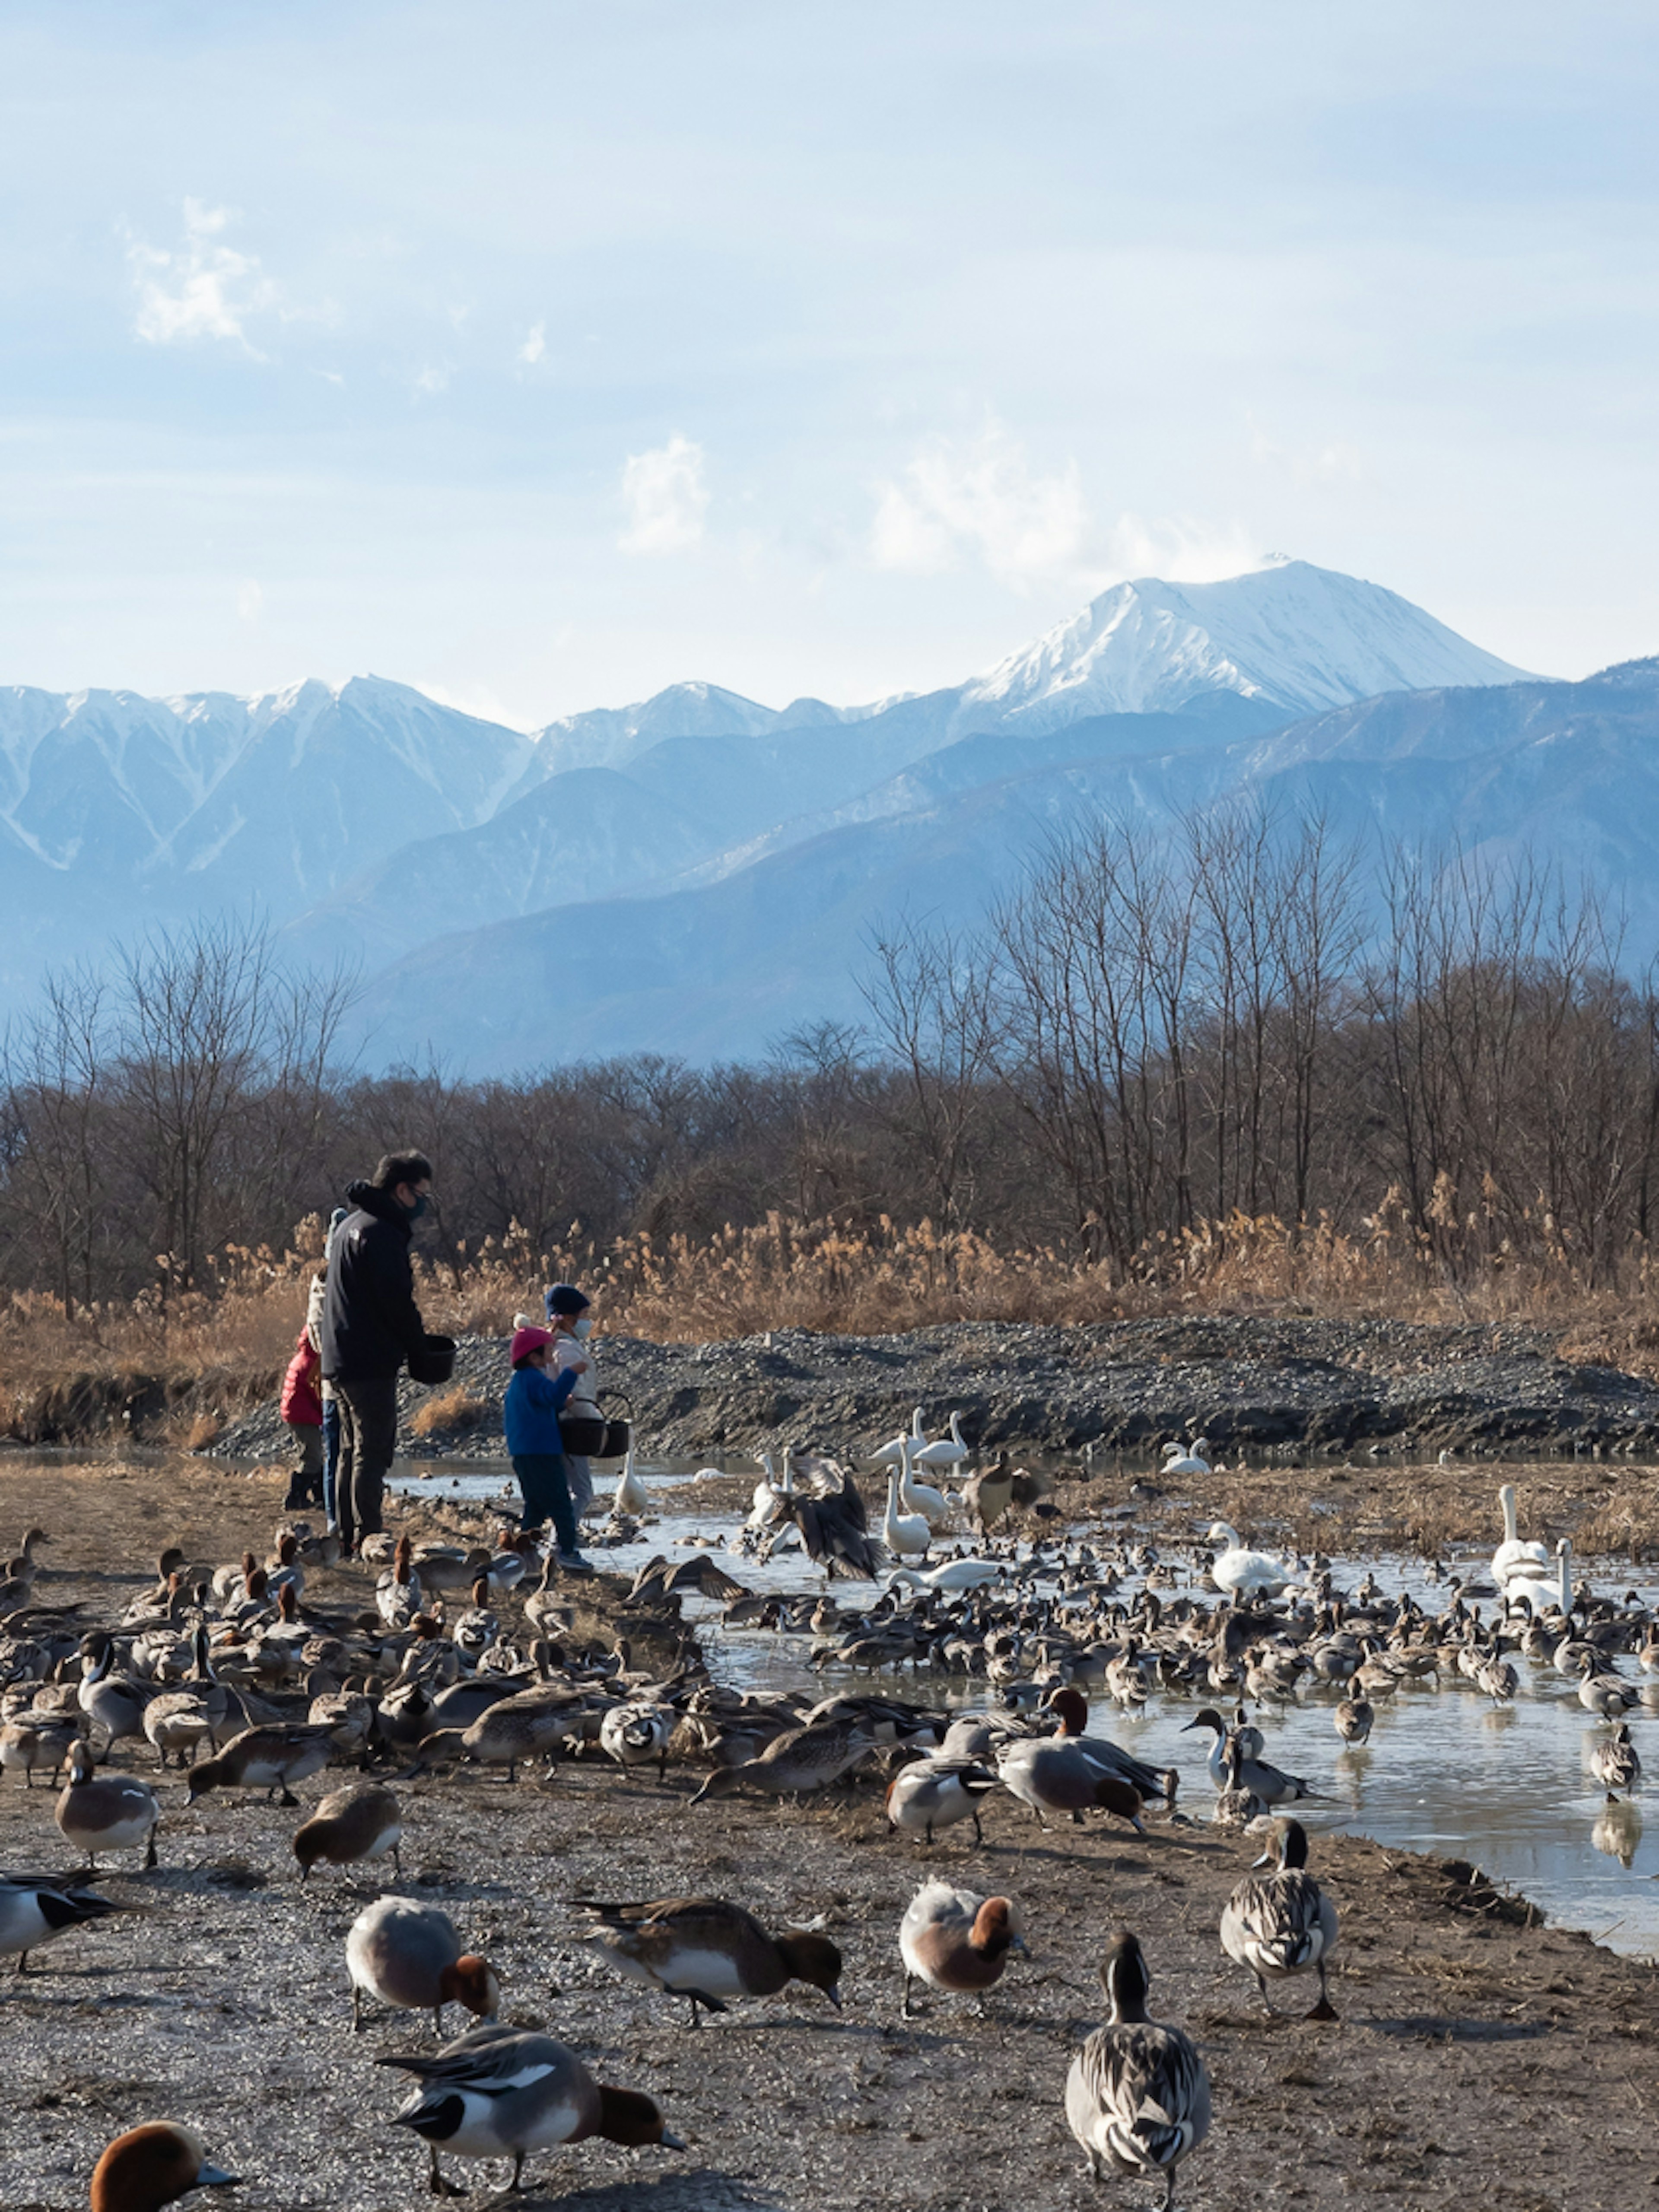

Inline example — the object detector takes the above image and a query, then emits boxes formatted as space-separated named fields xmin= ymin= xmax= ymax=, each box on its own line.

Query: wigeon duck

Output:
xmin=1220 ymin=1817 xmax=1340 ymax=2021
xmin=886 ymin=1755 xmax=998 ymax=1845
xmin=0 ymin=1709 xmax=81 ymax=1787
xmin=409 ymin=1544 xmax=493 ymax=1594
xmin=90 ymin=2122 xmax=238 ymax=2212
xmin=345 ymin=1894 xmax=502 ymax=2034
xmin=292 ymin=1784 xmax=403 ymax=1878
xmin=381 ymin=2022 xmax=683 ymax=2196
xmin=184 ymin=1723 xmax=335 ymax=1807
xmin=0 ymin=1872 xmax=118 ymax=1970
xmin=574 ymin=1895 xmax=842 ymax=2026
xmin=142 ymin=1630 xmax=232 ymax=1770
xmin=898 ymin=1878 xmax=1026 ymax=2017
xmin=57 ymin=1742 xmax=160 ymax=1869
xmin=1065 ymin=1929 xmax=1211 ymax=2206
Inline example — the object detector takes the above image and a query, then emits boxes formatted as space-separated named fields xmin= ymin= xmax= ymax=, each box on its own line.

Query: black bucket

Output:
xmin=408 ymin=1333 xmax=457 ymax=1386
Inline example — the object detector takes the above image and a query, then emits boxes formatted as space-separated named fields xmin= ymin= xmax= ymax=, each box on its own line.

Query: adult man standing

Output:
xmin=320 ymin=1150 xmax=434 ymax=1557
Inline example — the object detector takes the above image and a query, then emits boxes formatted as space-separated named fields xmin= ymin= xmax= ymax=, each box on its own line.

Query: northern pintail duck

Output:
xmin=184 ymin=1723 xmax=335 ymax=1807
xmin=0 ymin=1872 xmax=118 ymax=1970
xmin=689 ymin=1715 xmax=876 ymax=1803
xmin=1220 ymin=1816 xmax=1339 ymax=2021
xmin=1334 ymin=1696 xmax=1374 ymax=1747
xmin=345 ymin=1895 xmax=501 ymax=2034
xmin=1180 ymin=1709 xmax=1317 ymax=1805
xmin=90 ymin=2122 xmax=238 ymax=2212
xmin=899 ymin=1878 xmax=1026 ymax=2016
xmin=1592 ymin=1722 xmax=1641 ymax=1802
xmin=886 ymin=1755 xmax=998 ymax=1845
xmin=57 ymin=1741 xmax=160 ymax=1869
xmin=598 ymin=1699 xmax=676 ymax=1782
xmin=575 ymin=1895 xmax=842 ymax=2025
xmin=1065 ymin=1929 xmax=1211 ymax=2207
xmin=293 ymin=1784 xmax=403 ymax=1878
xmin=381 ymin=2022 xmax=683 ymax=2196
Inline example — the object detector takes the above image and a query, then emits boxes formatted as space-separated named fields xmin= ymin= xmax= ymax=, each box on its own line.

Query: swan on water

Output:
xmin=897 ymin=1437 xmax=950 ymax=1530
xmin=1162 ymin=1437 xmax=1212 ymax=1477
xmin=613 ymin=1445 xmax=649 ymax=1518
xmin=882 ymin=1467 xmax=933 ymax=1560
xmin=1491 ymin=1483 xmax=1550 ymax=1591
xmin=1205 ymin=1522 xmax=1290 ymax=1599
xmin=914 ymin=1412 xmax=970 ymax=1475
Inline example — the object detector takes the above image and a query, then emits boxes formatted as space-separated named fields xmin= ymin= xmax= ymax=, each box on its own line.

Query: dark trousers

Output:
xmin=335 ymin=1373 xmax=400 ymax=1553
xmin=511 ymin=1453 xmax=578 ymax=1555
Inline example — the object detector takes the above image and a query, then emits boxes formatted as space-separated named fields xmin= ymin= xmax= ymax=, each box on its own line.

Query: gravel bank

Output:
xmin=210 ymin=1315 xmax=1659 ymax=1465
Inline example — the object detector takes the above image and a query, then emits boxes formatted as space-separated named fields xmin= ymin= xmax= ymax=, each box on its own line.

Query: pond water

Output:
xmin=392 ymin=1456 xmax=1659 ymax=1961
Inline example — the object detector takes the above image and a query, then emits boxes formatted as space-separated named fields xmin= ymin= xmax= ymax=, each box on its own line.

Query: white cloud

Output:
xmin=1102 ymin=512 xmax=1264 ymax=582
xmin=517 ymin=321 xmax=547 ymax=366
xmin=1248 ymin=413 xmax=1363 ymax=488
xmin=871 ymin=421 xmax=1089 ymax=588
xmin=235 ymin=578 xmax=263 ymax=621
xmin=412 ymin=364 xmax=451 ymax=398
xmin=127 ymin=199 xmax=277 ymax=353
xmin=618 ymin=433 xmax=709 ymax=556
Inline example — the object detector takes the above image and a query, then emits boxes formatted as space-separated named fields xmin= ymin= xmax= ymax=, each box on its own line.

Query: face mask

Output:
xmin=572 ymin=1315 xmax=594 ymax=1340
xmin=402 ymin=1193 xmax=430 ymax=1223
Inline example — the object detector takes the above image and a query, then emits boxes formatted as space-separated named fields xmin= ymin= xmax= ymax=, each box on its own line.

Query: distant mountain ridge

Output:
xmin=0 ymin=559 xmax=1556 ymax=1055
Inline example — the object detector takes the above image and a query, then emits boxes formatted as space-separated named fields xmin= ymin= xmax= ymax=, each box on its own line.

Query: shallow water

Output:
xmin=392 ymin=1455 xmax=1659 ymax=1961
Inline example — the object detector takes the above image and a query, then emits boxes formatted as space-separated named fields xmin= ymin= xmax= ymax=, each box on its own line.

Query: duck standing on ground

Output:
xmin=898 ymin=1878 xmax=1026 ymax=2017
xmin=345 ymin=1895 xmax=502 ymax=2034
xmin=89 ymin=2123 xmax=239 ymax=2212
xmin=292 ymin=1784 xmax=403 ymax=1878
xmin=57 ymin=1742 xmax=160 ymax=1870
xmin=0 ymin=1872 xmax=119 ymax=1971
xmin=887 ymin=1755 xmax=998 ymax=1845
xmin=573 ymin=1895 xmax=842 ymax=2025
xmin=1219 ymin=1817 xmax=1340 ymax=2021
xmin=1065 ymin=1929 xmax=1211 ymax=2208
xmin=381 ymin=2024 xmax=684 ymax=2199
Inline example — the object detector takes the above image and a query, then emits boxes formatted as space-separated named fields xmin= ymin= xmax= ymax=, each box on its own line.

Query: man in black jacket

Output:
xmin=320 ymin=1149 xmax=434 ymax=1556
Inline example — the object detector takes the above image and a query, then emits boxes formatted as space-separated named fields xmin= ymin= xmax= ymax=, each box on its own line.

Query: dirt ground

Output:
xmin=1 ymin=1455 xmax=1657 ymax=2212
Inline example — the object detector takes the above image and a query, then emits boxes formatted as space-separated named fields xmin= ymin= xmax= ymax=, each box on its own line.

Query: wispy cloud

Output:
xmin=618 ymin=432 xmax=708 ymax=555
xmin=127 ymin=199 xmax=277 ymax=353
xmin=517 ymin=321 xmax=547 ymax=367
xmin=871 ymin=420 xmax=1088 ymax=588
xmin=1248 ymin=412 xmax=1363 ymax=488
xmin=1102 ymin=512 xmax=1263 ymax=581
xmin=235 ymin=579 xmax=263 ymax=621
xmin=412 ymin=363 xmax=452 ymax=398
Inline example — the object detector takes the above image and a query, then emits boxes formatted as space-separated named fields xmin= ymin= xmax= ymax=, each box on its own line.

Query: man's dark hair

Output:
xmin=372 ymin=1150 xmax=434 ymax=1191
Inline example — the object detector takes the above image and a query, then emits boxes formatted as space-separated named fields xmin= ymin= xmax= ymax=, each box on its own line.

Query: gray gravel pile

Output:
xmin=207 ymin=1313 xmax=1659 ymax=1462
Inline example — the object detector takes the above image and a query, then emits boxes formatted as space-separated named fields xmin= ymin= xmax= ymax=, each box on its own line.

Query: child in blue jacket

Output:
xmin=502 ymin=1325 xmax=591 ymax=1569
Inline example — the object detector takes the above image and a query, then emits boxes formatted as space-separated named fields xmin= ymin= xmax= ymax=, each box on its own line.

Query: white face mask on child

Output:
xmin=572 ymin=1316 xmax=594 ymax=1341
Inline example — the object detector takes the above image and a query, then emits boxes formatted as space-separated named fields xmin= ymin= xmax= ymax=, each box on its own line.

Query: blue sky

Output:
xmin=1 ymin=1 xmax=1655 ymax=726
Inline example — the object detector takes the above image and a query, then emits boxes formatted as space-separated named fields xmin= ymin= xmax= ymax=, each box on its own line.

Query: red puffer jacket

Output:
xmin=280 ymin=1329 xmax=323 ymax=1427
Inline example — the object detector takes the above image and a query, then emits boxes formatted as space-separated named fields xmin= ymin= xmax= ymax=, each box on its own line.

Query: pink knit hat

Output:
xmin=509 ymin=1325 xmax=554 ymax=1368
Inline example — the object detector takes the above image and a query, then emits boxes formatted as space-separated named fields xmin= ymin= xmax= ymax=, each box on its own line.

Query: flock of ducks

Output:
xmin=0 ymin=1429 xmax=1645 ymax=2209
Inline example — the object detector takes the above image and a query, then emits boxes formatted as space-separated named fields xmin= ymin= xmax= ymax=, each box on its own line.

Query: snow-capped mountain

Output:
xmin=0 ymin=557 xmax=1551 ymax=1043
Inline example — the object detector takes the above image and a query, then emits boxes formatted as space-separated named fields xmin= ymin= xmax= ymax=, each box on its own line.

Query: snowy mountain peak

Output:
xmin=956 ymin=559 xmax=1536 ymax=733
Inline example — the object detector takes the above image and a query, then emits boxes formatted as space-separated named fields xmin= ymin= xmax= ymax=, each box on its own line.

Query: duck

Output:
xmin=1592 ymin=1722 xmax=1641 ymax=1803
xmin=414 ymin=1688 xmax=583 ymax=1783
xmin=1181 ymin=1709 xmax=1318 ymax=1806
xmin=345 ymin=1895 xmax=502 ymax=2034
xmin=598 ymin=1700 xmax=676 ymax=1783
xmin=689 ymin=1715 xmax=877 ymax=1803
xmin=613 ymin=1445 xmax=650 ymax=1517
xmin=381 ymin=2023 xmax=683 ymax=2197
xmin=78 ymin=1636 xmax=151 ymax=1751
xmin=1065 ymin=1929 xmax=1211 ymax=2206
xmin=574 ymin=1895 xmax=842 ymax=2025
xmin=292 ymin=1784 xmax=403 ymax=1878
xmin=1334 ymin=1697 xmax=1374 ymax=1747
xmin=962 ymin=1453 xmax=1015 ymax=1534
xmin=142 ymin=1629 xmax=232 ymax=1770
xmin=882 ymin=1468 xmax=933 ymax=1560
xmin=887 ymin=1755 xmax=998 ymax=1845
xmin=1491 ymin=1482 xmax=1551 ymax=1591
xmin=0 ymin=1872 xmax=119 ymax=1971
xmin=185 ymin=1722 xmax=336 ymax=1807
xmin=899 ymin=1878 xmax=1026 ymax=2016
xmin=1577 ymin=1654 xmax=1640 ymax=1721
xmin=89 ymin=2123 xmax=238 ymax=2212
xmin=57 ymin=1741 xmax=161 ymax=1869
xmin=1205 ymin=1523 xmax=1289 ymax=1599
xmin=0 ymin=1709 xmax=82 ymax=1788
xmin=1219 ymin=1816 xmax=1339 ymax=2020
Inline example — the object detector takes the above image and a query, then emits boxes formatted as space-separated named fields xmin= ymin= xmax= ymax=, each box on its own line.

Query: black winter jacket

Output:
xmin=320 ymin=1181 xmax=428 ymax=1382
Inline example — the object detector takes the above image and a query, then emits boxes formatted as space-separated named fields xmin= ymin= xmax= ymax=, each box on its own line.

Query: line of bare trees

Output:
xmin=3 ymin=809 xmax=1657 ymax=1314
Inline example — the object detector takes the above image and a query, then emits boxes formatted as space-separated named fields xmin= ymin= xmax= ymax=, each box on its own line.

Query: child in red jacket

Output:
xmin=280 ymin=1327 xmax=325 ymax=1511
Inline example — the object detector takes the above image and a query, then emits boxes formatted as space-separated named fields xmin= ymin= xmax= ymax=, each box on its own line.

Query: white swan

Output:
xmin=871 ymin=1406 xmax=928 ymax=1468
xmin=1162 ymin=1437 xmax=1211 ymax=1477
xmin=1206 ymin=1521 xmax=1290 ymax=1599
xmin=613 ymin=1445 xmax=649 ymax=1518
xmin=914 ymin=1411 xmax=970 ymax=1475
xmin=882 ymin=1468 xmax=933 ymax=1559
xmin=1491 ymin=1483 xmax=1550 ymax=1590
xmin=888 ymin=1557 xmax=1005 ymax=1593
xmin=897 ymin=1437 xmax=951 ymax=1529
xmin=746 ymin=1450 xmax=793 ymax=1531
xmin=1507 ymin=1536 xmax=1572 ymax=1619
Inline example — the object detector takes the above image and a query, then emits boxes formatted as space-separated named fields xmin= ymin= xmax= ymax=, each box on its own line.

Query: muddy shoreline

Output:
xmin=0 ymin=1459 xmax=1656 ymax=2209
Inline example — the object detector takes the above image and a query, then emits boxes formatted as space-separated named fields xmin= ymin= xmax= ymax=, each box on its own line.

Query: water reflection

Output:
xmin=392 ymin=1458 xmax=1659 ymax=1961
